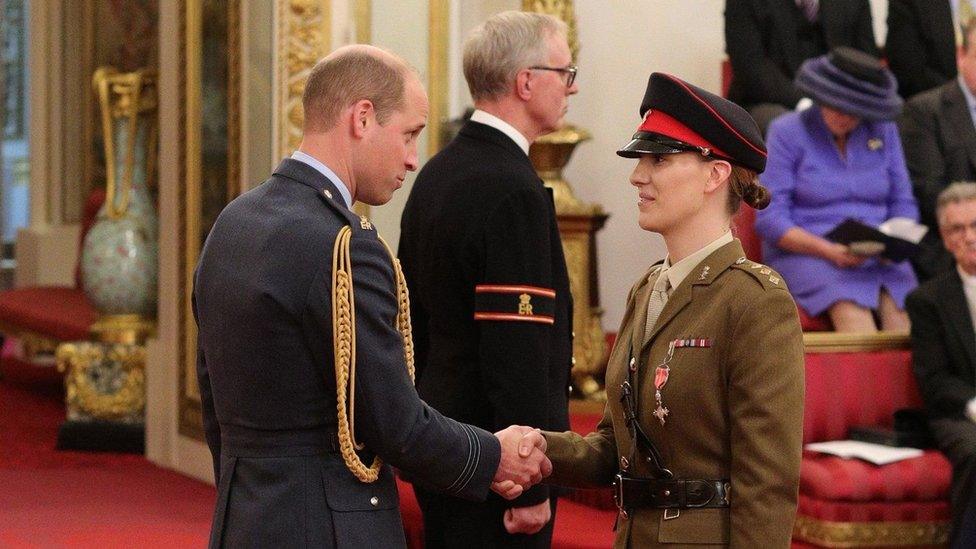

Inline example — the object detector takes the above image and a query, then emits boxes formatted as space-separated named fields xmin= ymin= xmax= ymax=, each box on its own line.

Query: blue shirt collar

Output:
xmin=290 ymin=150 xmax=353 ymax=208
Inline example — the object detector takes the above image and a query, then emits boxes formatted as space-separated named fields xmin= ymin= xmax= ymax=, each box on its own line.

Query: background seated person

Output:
xmin=898 ymin=18 xmax=976 ymax=282
xmin=724 ymin=0 xmax=879 ymax=133
xmin=755 ymin=48 xmax=919 ymax=332
xmin=905 ymin=182 xmax=976 ymax=548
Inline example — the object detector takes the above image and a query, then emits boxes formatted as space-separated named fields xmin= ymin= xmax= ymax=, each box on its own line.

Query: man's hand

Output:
xmin=491 ymin=425 xmax=552 ymax=500
xmin=503 ymin=498 xmax=551 ymax=534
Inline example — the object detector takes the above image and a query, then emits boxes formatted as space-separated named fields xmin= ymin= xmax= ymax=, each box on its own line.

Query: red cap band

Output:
xmin=637 ymin=109 xmax=733 ymax=159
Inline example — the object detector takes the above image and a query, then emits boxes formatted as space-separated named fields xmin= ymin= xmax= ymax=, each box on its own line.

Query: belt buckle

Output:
xmin=613 ymin=473 xmax=628 ymax=518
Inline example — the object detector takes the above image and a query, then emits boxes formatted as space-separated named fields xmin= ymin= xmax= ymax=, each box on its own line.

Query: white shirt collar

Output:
xmin=659 ymin=231 xmax=735 ymax=291
xmin=290 ymin=150 xmax=353 ymax=208
xmin=470 ymin=109 xmax=531 ymax=155
xmin=959 ymin=264 xmax=976 ymax=288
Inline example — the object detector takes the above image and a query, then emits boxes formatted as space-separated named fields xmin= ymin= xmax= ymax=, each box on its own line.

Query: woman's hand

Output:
xmin=821 ymin=242 xmax=867 ymax=268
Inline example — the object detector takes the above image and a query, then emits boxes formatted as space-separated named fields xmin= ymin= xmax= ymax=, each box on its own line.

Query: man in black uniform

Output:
xmin=194 ymin=45 xmax=551 ymax=548
xmin=397 ymin=10 xmax=576 ymax=548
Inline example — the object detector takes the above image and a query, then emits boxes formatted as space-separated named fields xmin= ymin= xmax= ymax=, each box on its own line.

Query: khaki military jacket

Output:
xmin=545 ymin=240 xmax=804 ymax=548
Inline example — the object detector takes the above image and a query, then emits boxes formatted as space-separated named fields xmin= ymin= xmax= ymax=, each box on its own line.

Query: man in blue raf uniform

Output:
xmin=193 ymin=45 xmax=552 ymax=548
xmin=398 ymin=11 xmax=576 ymax=548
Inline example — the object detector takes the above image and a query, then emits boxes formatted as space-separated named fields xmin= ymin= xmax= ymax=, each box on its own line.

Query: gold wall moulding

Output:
xmin=179 ymin=0 xmax=243 ymax=440
xmin=276 ymin=0 xmax=332 ymax=160
xmin=57 ymin=341 xmax=147 ymax=422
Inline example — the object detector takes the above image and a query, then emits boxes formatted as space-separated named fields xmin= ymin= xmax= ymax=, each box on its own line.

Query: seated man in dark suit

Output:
xmin=724 ymin=0 xmax=879 ymax=132
xmin=886 ymin=0 xmax=956 ymax=99
xmin=899 ymin=18 xmax=976 ymax=281
xmin=906 ymin=182 xmax=976 ymax=548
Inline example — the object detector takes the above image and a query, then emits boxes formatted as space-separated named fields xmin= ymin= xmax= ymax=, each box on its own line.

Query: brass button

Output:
xmin=571 ymin=357 xmax=577 ymax=366
xmin=572 ymin=331 xmax=576 ymax=338
xmin=664 ymin=490 xmax=670 ymax=496
xmin=619 ymin=456 xmax=629 ymax=470
xmin=370 ymin=496 xmax=379 ymax=507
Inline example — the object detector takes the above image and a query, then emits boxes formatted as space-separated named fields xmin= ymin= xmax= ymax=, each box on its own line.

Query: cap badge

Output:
xmin=698 ymin=265 xmax=711 ymax=280
xmin=735 ymin=257 xmax=746 ymax=265
xmin=323 ymin=189 xmax=333 ymax=200
xmin=867 ymin=138 xmax=883 ymax=151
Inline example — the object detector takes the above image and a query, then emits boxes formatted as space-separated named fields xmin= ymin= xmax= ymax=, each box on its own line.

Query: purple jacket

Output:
xmin=755 ymin=107 xmax=919 ymax=316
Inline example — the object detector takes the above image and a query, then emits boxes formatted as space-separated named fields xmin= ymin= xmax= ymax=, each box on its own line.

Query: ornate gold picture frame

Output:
xmin=178 ymin=0 xmax=241 ymax=439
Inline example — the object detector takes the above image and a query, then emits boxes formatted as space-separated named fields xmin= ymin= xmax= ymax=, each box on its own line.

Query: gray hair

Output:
xmin=937 ymin=182 xmax=976 ymax=226
xmin=462 ymin=11 xmax=567 ymax=102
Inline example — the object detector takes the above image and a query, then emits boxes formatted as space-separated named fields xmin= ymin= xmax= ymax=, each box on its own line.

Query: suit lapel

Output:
xmin=943 ymin=270 xmax=976 ymax=367
xmin=630 ymin=268 xmax=656 ymax=357
xmin=943 ymin=83 xmax=976 ymax=174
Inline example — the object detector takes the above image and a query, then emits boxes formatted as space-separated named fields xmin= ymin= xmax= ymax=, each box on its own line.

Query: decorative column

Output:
xmin=55 ymin=67 xmax=158 ymax=452
xmin=523 ymin=0 xmax=608 ymax=400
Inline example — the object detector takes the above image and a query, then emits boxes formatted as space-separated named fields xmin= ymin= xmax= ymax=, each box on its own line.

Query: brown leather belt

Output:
xmin=613 ymin=474 xmax=730 ymax=511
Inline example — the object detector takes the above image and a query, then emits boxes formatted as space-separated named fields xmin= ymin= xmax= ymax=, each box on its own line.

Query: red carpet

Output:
xmin=0 ymin=356 xmax=215 ymax=548
xmin=1 ymin=354 xmax=815 ymax=548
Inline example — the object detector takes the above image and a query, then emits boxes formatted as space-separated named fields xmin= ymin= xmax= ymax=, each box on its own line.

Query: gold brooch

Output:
xmin=867 ymin=138 xmax=883 ymax=151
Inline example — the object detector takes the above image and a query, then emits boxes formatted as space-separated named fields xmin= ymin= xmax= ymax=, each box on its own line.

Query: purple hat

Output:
xmin=795 ymin=47 xmax=902 ymax=121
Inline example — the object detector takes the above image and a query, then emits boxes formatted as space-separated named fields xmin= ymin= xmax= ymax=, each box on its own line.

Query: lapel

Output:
xmin=272 ymin=158 xmax=360 ymax=227
xmin=639 ymin=240 xmax=746 ymax=354
xmin=942 ymin=269 xmax=976 ymax=367
xmin=942 ymin=82 xmax=976 ymax=174
xmin=629 ymin=265 xmax=659 ymax=357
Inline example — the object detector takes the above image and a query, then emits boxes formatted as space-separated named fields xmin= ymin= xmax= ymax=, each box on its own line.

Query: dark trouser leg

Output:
xmin=414 ymin=486 xmax=556 ymax=549
xmin=930 ymin=418 xmax=976 ymax=547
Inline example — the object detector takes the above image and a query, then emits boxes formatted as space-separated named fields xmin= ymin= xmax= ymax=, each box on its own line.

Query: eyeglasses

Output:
xmin=528 ymin=65 xmax=578 ymax=87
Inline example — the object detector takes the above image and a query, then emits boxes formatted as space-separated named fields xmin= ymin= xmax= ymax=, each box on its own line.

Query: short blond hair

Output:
xmin=462 ymin=11 xmax=567 ymax=102
xmin=937 ymin=182 xmax=976 ymax=227
xmin=302 ymin=46 xmax=411 ymax=131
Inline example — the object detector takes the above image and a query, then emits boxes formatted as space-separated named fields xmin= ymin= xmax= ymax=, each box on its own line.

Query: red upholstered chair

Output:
xmin=795 ymin=343 xmax=951 ymax=547
xmin=0 ymin=189 xmax=103 ymax=378
xmin=732 ymin=205 xmax=833 ymax=331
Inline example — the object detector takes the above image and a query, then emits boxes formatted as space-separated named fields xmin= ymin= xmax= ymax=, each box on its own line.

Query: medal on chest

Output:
xmin=652 ymin=338 xmax=714 ymax=425
xmin=653 ymin=341 xmax=675 ymax=425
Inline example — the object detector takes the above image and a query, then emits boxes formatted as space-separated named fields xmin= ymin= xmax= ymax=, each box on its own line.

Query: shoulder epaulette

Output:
xmin=730 ymin=257 xmax=788 ymax=290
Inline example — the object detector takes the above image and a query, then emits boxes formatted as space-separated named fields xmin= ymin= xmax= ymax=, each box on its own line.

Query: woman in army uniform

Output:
xmin=541 ymin=73 xmax=805 ymax=548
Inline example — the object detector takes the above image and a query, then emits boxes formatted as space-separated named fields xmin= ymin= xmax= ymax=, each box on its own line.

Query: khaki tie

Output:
xmin=644 ymin=268 xmax=671 ymax=341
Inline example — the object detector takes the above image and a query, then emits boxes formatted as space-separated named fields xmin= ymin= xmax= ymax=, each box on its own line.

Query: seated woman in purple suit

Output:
xmin=755 ymin=47 xmax=919 ymax=332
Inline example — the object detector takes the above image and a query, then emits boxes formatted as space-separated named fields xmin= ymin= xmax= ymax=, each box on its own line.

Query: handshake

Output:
xmin=490 ymin=425 xmax=552 ymax=499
